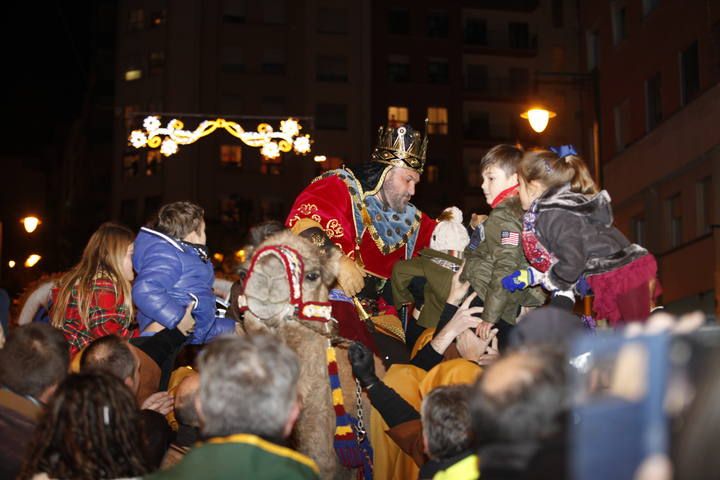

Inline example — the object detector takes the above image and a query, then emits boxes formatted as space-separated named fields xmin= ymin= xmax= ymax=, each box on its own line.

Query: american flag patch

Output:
xmin=500 ymin=230 xmax=520 ymax=246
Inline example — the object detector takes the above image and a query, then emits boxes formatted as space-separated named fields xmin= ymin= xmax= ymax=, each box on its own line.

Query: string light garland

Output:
xmin=129 ymin=116 xmax=313 ymax=159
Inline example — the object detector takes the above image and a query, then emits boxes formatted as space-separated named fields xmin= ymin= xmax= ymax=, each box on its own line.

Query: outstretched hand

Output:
xmin=447 ymin=263 xmax=470 ymax=306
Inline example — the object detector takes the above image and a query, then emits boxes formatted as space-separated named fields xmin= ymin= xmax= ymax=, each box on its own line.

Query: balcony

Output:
xmin=464 ymin=76 xmax=531 ymax=102
xmin=463 ymin=27 xmax=538 ymax=57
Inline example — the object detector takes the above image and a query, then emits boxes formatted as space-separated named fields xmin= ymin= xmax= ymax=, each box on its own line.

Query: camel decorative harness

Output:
xmin=243 ymin=245 xmax=373 ymax=479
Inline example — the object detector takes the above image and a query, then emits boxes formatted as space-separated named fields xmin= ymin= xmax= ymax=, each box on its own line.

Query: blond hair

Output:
xmin=51 ymin=223 xmax=134 ymax=329
xmin=518 ymin=149 xmax=598 ymax=195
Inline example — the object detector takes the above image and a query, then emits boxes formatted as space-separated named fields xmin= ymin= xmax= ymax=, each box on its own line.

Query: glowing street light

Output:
xmin=24 ymin=254 xmax=42 ymax=268
xmin=520 ymin=108 xmax=557 ymax=133
xmin=8 ymin=260 xmax=16 ymax=268
xmin=21 ymin=216 xmax=41 ymax=233
xmin=313 ymin=155 xmax=327 ymax=163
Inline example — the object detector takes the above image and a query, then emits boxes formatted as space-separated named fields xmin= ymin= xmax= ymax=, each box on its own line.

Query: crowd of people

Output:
xmin=0 ymin=123 xmax=716 ymax=479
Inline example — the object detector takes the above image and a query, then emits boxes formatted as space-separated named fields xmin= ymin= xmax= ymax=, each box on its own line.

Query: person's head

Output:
xmin=518 ymin=148 xmax=598 ymax=210
xmin=174 ymin=372 xmax=201 ymax=428
xmin=197 ymin=334 xmax=300 ymax=440
xmin=154 ymin=201 xmax=206 ymax=245
xmin=507 ymin=306 xmax=587 ymax=354
xmin=19 ymin=372 xmax=149 ymax=480
xmin=480 ymin=144 xmax=522 ymax=206
xmin=80 ymin=335 xmax=140 ymax=393
xmin=471 ymin=347 xmax=567 ymax=445
xmin=430 ymin=207 xmax=470 ymax=253
xmin=421 ymin=385 xmax=473 ymax=460
xmin=380 ymin=166 xmax=421 ymax=213
xmin=0 ymin=323 xmax=68 ymax=403
xmin=51 ymin=223 xmax=134 ymax=329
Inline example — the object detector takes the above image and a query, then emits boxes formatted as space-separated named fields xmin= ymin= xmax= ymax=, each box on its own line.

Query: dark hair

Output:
xmin=0 ymin=323 xmax=68 ymax=398
xmin=471 ymin=347 xmax=567 ymax=445
xmin=80 ymin=335 xmax=137 ymax=383
xmin=422 ymin=385 xmax=473 ymax=460
xmin=480 ymin=144 xmax=524 ymax=178
xmin=18 ymin=372 xmax=149 ymax=480
xmin=519 ymin=149 xmax=598 ymax=195
xmin=349 ymin=162 xmax=389 ymax=194
xmin=153 ymin=201 xmax=204 ymax=239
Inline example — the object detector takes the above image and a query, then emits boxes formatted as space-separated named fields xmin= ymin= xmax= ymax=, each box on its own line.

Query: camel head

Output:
xmin=239 ymin=231 xmax=341 ymax=334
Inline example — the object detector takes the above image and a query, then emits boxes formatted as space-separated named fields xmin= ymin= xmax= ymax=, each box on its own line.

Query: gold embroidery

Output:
xmin=325 ymin=219 xmax=344 ymax=239
xmin=297 ymin=203 xmax=319 ymax=216
xmin=311 ymin=214 xmax=322 ymax=224
xmin=288 ymin=215 xmax=300 ymax=227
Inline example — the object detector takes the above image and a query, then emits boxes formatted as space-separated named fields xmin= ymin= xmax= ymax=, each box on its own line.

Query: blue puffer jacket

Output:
xmin=132 ymin=227 xmax=235 ymax=344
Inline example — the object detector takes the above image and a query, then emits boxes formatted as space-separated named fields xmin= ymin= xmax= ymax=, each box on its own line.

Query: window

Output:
xmin=464 ymin=18 xmax=487 ymax=45
xmin=220 ymin=145 xmax=243 ymax=168
xmin=681 ymin=41 xmax=700 ymax=104
xmin=427 ymin=10 xmax=449 ymax=38
xmin=645 ymin=73 xmax=662 ymax=132
xmin=120 ymin=199 xmax=138 ymax=227
xmin=552 ymin=0 xmax=564 ymax=28
xmin=149 ymin=10 xmax=166 ymax=27
xmin=149 ymin=52 xmax=165 ymax=74
xmin=124 ymin=105 xmax=140 ymax=130
xmin=221 ymin=46 xmax=245 ymax=73
xmin=631 ymin=214 xmax=646 ymax=246
xmin=426 ymin=165 xmax=439 ymax=184
xmin=223 ymin=0 xmax=246 ymax=23
xmin=666 ymin=193 xmax=683 ymax=248
xmin=145 ymin=150 xmax=163 ymax=176
xmin=261 ymin=156 xmax=282 ymax=175
xmin=613 ymin=99 xmax=630 ymax=152
xmin=466 ymin=112 xmax=490 ymax=139
xmin=316 ymin=103 xmax=347 ymax=130
xmin=263 ymin=0 xmax=286 ymax=24
xmin=262 ymin=48 xmax=286 ymax=74
xmin=427 ymin=107 xmax=448 ymax=135
xmin=124 ymin=68 xmax=142 ymax=81
xmin=260 ymin=96 xmax=286 ymax=116
xmin=466 ymin=64 xmax=488 ymax=90
xmin=123 ymin=153 xmax=139 ymax=178
xmin=317 ymin=56 xmax=348 ymax=82
xmin=318 ymin=7 xmax=347 ymax=34
xmin=388 ymin=55 xmax=410 ymax=82
xmin=696 ymin=176 xmax=713 ymax=235
xmin=586 ymin=29 xmax=600 ymax=70
xmin=508 ymin=23 xmax=530 ymax=49
xmin=387 ymin=106 xmax=408 ymax=127
xmin=428 ymin=58 xmax=449 ymax=84
xmin=611 ymin=4 xmax=627 ymax=45
xmin=388 ymin=7 xmax=410 ymax=34
xmin=642 ymin=0 xmax=660 ymax=16
xmin=143 ymin=196 xmax=162 ymax=223
xmin=128 ymin=9 xmax=144 ymax=31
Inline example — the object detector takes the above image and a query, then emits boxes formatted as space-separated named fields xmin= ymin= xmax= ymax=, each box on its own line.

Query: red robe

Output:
xmin=286 ymin=170 xmax=435 ymax=279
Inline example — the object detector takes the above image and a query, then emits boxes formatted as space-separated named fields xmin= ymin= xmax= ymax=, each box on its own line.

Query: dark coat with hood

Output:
xmin=531 ymin=183 xmax=647 ymax=291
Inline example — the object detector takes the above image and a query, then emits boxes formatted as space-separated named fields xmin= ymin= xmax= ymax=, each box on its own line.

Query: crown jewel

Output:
xmin=371 ymin=120 xmax=428 ymax=174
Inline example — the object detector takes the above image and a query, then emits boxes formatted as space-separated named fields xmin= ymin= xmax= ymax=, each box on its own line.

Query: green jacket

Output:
xmin=461 ymin=196 xmax=546 ymax=325
xmin=146 ymin=433 xmax=320 ymax=480
xmin=392 ymin=249 xmax=462 ymax=328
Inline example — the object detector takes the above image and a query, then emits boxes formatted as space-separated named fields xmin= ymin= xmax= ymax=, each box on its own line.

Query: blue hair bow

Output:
xmin=549 ymin=144 xmax=578 ymax=158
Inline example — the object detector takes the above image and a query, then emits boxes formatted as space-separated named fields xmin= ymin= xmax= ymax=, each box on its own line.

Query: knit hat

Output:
xmin=430 ymin=207 xmax=470 ymax=252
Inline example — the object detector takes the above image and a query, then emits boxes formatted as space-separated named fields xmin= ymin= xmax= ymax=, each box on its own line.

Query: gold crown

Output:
xmin=371 ymin=120 xmax=428 ymax=174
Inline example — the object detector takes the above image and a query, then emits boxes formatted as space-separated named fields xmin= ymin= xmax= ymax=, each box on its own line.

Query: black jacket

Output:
xmin=533 ymin=184 xmax=647 ymax=291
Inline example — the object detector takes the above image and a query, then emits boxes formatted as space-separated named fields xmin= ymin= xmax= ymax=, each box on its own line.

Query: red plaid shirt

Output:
xmin=52 ymin=278 xmax=138 ymax=356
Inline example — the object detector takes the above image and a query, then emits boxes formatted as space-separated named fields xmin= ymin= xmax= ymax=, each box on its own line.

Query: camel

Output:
xmin=238 ymin=231 xmax=379 ymax=480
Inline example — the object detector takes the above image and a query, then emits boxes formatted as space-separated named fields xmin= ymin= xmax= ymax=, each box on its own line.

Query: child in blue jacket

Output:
xmin=133 ymin=201 xmax=235 ymax=344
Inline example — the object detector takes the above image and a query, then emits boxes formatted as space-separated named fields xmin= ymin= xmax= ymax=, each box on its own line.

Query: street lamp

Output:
xmin=21 ymin=216 xmax=41 ymax=233
xmin=24 ymin=254 xmax=41 ymax=268
xmin=520 ymin=108 xmax=557 ymax=133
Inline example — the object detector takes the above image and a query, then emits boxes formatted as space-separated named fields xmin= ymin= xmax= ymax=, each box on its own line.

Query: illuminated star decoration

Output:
xmin=129 ymin=116 xmax=312 ymax=159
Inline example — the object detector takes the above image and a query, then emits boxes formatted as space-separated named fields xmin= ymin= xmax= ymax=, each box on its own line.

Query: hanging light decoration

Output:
xmin=129 ymin=116 xmax=313 ymax=159
xmin=520 ymin=108 xmax=557 ymax=133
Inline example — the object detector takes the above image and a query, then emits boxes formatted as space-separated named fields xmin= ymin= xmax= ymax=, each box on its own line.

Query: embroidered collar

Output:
xmin=491 ymin=184 xmax=519 ymax=209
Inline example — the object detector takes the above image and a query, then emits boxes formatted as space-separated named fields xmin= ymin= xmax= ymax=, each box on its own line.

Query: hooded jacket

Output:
xmin=132 ymin=227 xmax=234 ymax=344
xmin=531 ymin=183 xmax=647 ymax=291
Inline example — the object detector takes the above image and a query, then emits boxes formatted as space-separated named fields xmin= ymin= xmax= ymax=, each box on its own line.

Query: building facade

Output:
xmin=579 ymin=0 xmax=720 ymax=316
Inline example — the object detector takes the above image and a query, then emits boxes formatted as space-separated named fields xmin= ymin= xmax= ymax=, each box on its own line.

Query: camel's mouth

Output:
xmin=245 ymin=294 xmax=292 ymax=323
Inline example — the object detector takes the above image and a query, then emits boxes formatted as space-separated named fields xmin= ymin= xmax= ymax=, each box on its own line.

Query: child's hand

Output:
xmin=501 ymin=268 xmax=541 ymax=292
xmin=470 ymin=213 xmax=488 ymax=229
xmin=475 ymin=319 xmax=495 ymax=339
xmin=177 ymin=303 xmax=196 ymax=337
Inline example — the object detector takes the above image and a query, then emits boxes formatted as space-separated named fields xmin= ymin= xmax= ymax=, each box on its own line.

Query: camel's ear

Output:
xmin=320 ymin=247 xmax=342 ymax=287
